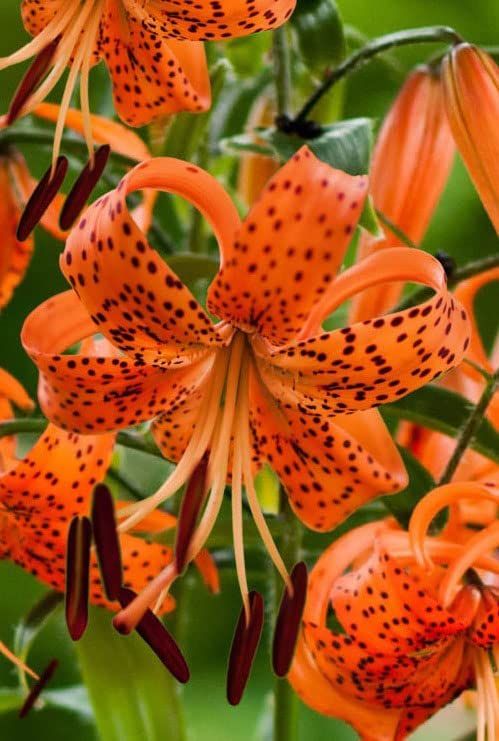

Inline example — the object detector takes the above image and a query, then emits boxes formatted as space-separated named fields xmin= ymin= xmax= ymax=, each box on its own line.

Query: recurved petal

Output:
xmin=442 ymin=44 xmax=499 ymax=233
xmin=208 ymin=147 xmax=368 ymax=345
xmin=62 ymin=158 xmax=240 ymax=359
xmin=135 ymin=0 xmax=295 ymax=41
xmin=100 ymin=4 xmax=210 ymax=126
xmin=350 ymin=67 xmax=455 ymax=322
xmin=254 ymin=249 xmax=470 ymax=416
xmin=21 ymin=291 xmax=214 ymax=433
xmin=249 ymin=370 xmax=406 ymax=531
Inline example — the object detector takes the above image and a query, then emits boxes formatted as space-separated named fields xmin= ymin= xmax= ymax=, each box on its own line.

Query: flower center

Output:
xmin=115 ymin=330 xmax=290 ymax=629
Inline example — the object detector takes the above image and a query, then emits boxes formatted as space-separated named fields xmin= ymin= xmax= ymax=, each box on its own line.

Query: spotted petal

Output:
xmin=208 ymin=147 xmax=368 ymax=344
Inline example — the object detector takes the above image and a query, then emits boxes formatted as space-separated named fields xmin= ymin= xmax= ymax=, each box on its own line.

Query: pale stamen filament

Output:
xmin=438 ymin=522 xmax=499 ymax=608
xmin=475 ymin=650 xmax=487 ymax=741
xmin=238 ymin=360 xmax=291 ymax=592
xmin=0 ymin=641 xmax=38 ymax=680
xmin=0 ymin=0 xmax=79 ymax=71
xmin=117 ymin=351 xmax=229 ymax=532
xmin=79 ymin=0 xmax=105 ymax=166
xmin=231 ymin=394 xmax=250 ymax=622
xmin=474 ymin=649 xmax=499 ymax=741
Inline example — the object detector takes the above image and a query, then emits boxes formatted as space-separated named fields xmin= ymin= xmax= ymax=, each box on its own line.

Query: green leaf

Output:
xmin=382 ymin=447 xmax=435 ymax=529
xmin=167 ymin=253 xmax=220 ymax=284
xmin=383 ymin=385 xmax=499 ymax=463
xmin=220 ymin=132 xmax=274 ymax=157
xmin=260 ymin=118 xmax=373 ymax=175
xmin=76 ymin=607 xmax=186 ymax=741
xmin=291 ymin=0 xmax=346 ymax=72
xmin=13 ymin=590 xmax=63 ymax=691
xmin=359 ymin=195 xmax=382 ymax=236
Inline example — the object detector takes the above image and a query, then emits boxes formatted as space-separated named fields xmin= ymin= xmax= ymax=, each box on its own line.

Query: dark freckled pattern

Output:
xmin=21 ymin=0 xmax=295 ymax=125
xmin=208 ymin=148 xmax=368 ymax=343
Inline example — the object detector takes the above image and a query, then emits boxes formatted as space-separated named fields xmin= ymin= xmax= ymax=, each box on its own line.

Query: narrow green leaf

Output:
xmin=260 ymin=118 xmax=373 ymax=175
xmin=13 ymin=590 xmax=63 ymax=690
xmin=76 ymin=607 xmax=186 ymax=741
xmin=291 ymin=0 xmax=346 ymax=72
xmin=382 ymin=447 xmax=435 ymax=529
xmin=383 ymin=385 xmax=499 ymax=463
xmin=359 ymin=195 xmax=382 ymax=236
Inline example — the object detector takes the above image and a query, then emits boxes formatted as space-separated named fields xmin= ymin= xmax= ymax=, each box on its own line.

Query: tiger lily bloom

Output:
xmin=290 ymin=482 xmax=499 ymax=741
xmin=442 ymin=44 xmax=499 ymax=233
xmin=0 ymin=0 xmax=295 ymax=194
xmin=22 ymin=147 xmax=470 ymax=643
xmin=350 ymin=66 xmax=455 ymax=323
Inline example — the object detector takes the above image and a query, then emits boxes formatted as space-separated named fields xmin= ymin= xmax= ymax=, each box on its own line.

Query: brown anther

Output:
xmin=117 ymin=587 xmax=190 ymax=683
xmin=59 ymin=144 xmax=111 ymax=230
xmin=226 ymin=591 xmax=264 ymax=706
xmin=7 ymin=36 xmax=60 ymax=125
xmin=91 ymin=483 xmax=122 ymax=601
xmin=65 ymin=516 xmax=92 ymax=641
xmin=272 ymin=561 xmax=308 ymax=677
xmin=19 ymin=659 xmax=58 ymax=719
xmin=174 ymin=455 xmax=209 ymax=575
xmin=17 ymin=156 xmax=68 ymax=241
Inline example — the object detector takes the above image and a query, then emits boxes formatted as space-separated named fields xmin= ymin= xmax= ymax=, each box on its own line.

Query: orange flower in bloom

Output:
xmin=0 ymin=0 xmax=295 ymax=170
xmin=22 ymin=147 xmax=469 ymax=631
xmin=290 ymin=482 xmax=499 ymax=740
xmin=350 ymin=66 xmax=455 ymax=323
xmin=0 ymin=103 xmax=154 ymax=302
xmin=442 ymin=44 xmax=499 ymax=233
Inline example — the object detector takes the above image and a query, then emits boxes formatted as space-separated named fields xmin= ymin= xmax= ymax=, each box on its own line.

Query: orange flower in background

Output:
xmin=0 ymin=103 xmax=155 ymax=302
xmin=290 ymin=482 xmax=499 ymax=740
xmin=21 ymin=146 xmax=470 ymax=640
xmin=0 ymin=368 xmax=34 ymax=468
xmin=442 ymin=44 xmax=499 ymax=233
xmin=0 ymin=0 xmax=295 ymax=172
xmin=350 ymin=66 xmax=455 ymax=323
xmin=237 ymin=94 xmax=279 ymax=207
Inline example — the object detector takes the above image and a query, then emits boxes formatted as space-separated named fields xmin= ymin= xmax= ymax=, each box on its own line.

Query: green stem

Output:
xmin=273 ymin=498 xmax=302 ymax=741
xmin=273 ymin=27 xmax=293 ymax=117
xmin=438 ymin=370 xmax=499 ymax=485
xmin=0 ymin=418 xmax=165 ymax=459
xmin=395 ymin=253 xmax=499 ymax=311
xmin=294 ymin=26 xmax=462 ymax=122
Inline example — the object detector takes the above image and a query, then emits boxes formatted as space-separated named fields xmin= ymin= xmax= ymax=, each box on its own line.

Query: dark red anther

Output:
xmin=7 ymin=36 xmax=60 ymax=125
xmin=226 ymin=591 xmax=264 ymax=706
xmin=65 ymin=516 xmax=92 ymax=641
xmin=17 ymin=155 xmax=68 ymax=241
xmin=272 ymin=561 xmax=308 ymax=677
xmin=19 ymin=659 xmax=58 ymax=719
xmin=174 ymin=455 xmax=209 ymax=575
xmin=59 ymin=144 xmax=111 ymax=230
xmin=117 ymin=588 xmax=190 ymax=683
xmin=91 ymin=483 xmax=122 ymax=601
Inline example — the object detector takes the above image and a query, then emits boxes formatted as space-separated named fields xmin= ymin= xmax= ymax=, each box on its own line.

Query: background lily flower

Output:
xmin=0 ymin=0 xmax=295 ymax=178
xmin=21 ymin=147 xmax=469 ymax=636
xmin=290 ymin=492 xmax=499 ymax=741
xmin=350 ymin=66 xmax=455 ymax=323
xmin=442 ymin=44 xmax=499 ymax=233
xmin=0 ymin=368 xmax=34 ymax=469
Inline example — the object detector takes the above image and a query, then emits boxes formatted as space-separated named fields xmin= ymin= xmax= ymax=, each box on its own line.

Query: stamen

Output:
xmin=65 ymin=516 xmax=92 ymax=641
xmin=113 ymin=563 xmax=177 ymax=634
xmin=60 ymin=144 xmax=110 ymax=230
xmin=6 ymin=37 xmax=60 ymax=125
xmin=231 ymin=431 xmax=250 ymax=622
xmin=117 ymin=587 xmax=189 ymax=683
xmin=272 ymin=561 xmax=308 ymax=677
xmin=474 ymin=650 xmax=486 ymax=741
xmin=174 ymin=455 xmax=209 ymax=576
xmin=91 ymin=483 xmax=122 ymax=601
xmin=16 ymin=156 xmax=68 ymax=241
xmin=226 ymin=591 xmax=264 ymax=706
xmin=0 ymin=641 xmax=38 ymax=680
xmin=18 ymin=659 xmax=58 ymax=719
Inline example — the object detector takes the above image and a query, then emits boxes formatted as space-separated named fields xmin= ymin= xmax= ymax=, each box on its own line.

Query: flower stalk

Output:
xmin=273 ymin=26 xmax=293 ymax=117
xmin=294 ymin=26 xmax=462 ymax=123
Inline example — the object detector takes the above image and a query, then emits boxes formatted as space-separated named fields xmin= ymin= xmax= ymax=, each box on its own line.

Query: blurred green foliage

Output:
xmin=0 ymin=0 xmax=497 ymax=739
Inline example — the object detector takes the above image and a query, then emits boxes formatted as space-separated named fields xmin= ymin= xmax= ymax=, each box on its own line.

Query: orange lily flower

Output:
xmin=290 ymin=482 xmax=499 ymax=740
xmin=350 ymin=66 xmax=455 ymax=323
xmin=1 ymin=0 xmax=295 ymax=173
xmin=442 ymin=44 xmax=499 ymax=233
xmin=21 ymin=147 xmax=469 ymax=632
xmin=0 ymin=102 xmax=154 ymax=304
xmin=0 ymin=368 xmax=34 ymax=468
xmin=237 ymin=95 xmax=279 ymax=207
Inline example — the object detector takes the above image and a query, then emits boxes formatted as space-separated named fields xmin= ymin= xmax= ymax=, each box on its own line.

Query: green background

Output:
xmin=0 ymin=0 xmax=497 ymax=739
